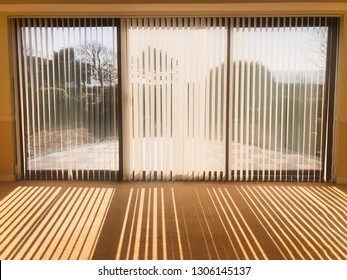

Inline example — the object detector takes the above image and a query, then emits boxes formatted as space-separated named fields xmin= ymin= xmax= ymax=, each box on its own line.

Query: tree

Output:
xmin=50 ymin=47 xmax=91 ymax=89
xmin=75 ymin=41 xmax=117 ymax=88
xmin=305 ymin=26 xmax=327 ymax=72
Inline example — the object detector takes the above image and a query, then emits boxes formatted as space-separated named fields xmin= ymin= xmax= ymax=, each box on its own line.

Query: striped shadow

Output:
xmin=114 ymin=186 xmax=268 ymax=260
xmin=236 ymin=185 xmax=347 ymax=259
xmin=1 ymin=183 xmax=346 ymax=260
xmin=0 ymin=186 xmax=115 ymax=260
xmin=115 ymin=187 xmax=184 ymax=260
xmin=114 ymin=185 xmax=347 ymax=260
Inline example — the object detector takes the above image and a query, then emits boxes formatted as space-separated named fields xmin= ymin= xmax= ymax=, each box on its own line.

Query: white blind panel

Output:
xmin=15 ymin=18 xmax=119 ymax=180
xmin=228 ymin=17 xmax=332 ymax=182
xmin=123 ymin=18 xmax=227 ymax=180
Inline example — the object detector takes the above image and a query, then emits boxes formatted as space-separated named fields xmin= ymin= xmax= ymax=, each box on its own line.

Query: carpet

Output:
xmin=1 ymin=181 xmax=346 ymax=260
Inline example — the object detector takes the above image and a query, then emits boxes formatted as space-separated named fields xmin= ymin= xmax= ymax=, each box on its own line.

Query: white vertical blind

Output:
xmin=228 ymin=17 xmax=333 ymax=182
xmin=14 ymin=16 xmax=337 ymax=182
xmin=122 ymin=18 xmax=227 ymax=180
xmin=15 ymin=18 xmax=119 ymax=180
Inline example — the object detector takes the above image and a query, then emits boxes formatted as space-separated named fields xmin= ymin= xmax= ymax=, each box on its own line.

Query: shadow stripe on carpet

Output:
xmin=113 ymin=185 xmax=347 ymax=260
xmin=1 ymin=184 xmax=346 ymax=260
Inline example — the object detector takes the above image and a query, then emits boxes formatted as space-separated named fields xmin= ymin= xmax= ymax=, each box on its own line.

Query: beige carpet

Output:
xmin=1 ymin=181 xmax=346 ymax=260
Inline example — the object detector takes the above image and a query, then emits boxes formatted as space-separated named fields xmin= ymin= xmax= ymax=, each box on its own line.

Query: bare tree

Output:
xmin=305 ymin=26 xmax=328 ymax=72
xmin=75 ymin=41 xmax=117 ymax=88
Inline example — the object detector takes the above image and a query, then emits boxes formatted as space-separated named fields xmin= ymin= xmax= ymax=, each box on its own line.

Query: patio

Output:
xmin=27 ymin=139 xmax=321 ymax=172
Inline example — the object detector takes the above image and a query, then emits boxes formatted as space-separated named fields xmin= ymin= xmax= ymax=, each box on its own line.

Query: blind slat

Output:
xmin=14 ymin=16 xmax=336 ymax=182
xmin=16 ymin=17 xmax=119 ymax=180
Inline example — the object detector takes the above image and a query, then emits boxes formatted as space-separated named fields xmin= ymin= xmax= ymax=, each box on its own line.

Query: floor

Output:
xmin=1 ymin=181 xmax=346 ymax=260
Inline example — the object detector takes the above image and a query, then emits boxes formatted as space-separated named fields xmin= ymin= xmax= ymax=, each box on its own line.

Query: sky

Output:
xmin=22 ymin=23 xmax=328 ymax=75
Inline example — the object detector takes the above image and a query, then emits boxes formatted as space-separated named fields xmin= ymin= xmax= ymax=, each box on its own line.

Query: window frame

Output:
xmin=12 ymin=17 xmax=122 ymax=180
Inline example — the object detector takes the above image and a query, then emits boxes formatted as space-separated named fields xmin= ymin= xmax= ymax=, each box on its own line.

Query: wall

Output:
xmin=336 ymin=15 xmax=347 ymax=184
xmin=0 ymin=14 xmax=16 ymax=181
xmin=1 ymin=1 xmax=347 ymax=183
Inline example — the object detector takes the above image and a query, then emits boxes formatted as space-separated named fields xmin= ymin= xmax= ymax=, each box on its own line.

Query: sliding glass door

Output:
xmin=122 ymin=18 xmax=227 ymax=180
xmin=13 ymin=16 xmax=338 ymax=182
xmin=227 ymin=17 xmax=338 ymax=182
xmin=121 ymin=17 xmax=338 ymax=182
xmin=14 ymin=18 xmax=120 ymax=180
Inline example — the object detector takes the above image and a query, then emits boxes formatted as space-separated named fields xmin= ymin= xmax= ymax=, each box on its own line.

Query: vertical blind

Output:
xmin=227 ymin=17 xmax=337 ymax=182
xmin=14 ymin=16 xmax=338 ymax=182
xmin=122 ymin=18 xmax=227 ymax=180
xmin=14 ymin=18 xmax=120 ymax=180
xmin=121 ymin=16 xmax=337 ymax=182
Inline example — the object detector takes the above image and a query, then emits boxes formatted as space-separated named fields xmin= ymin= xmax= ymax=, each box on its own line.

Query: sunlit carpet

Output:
xmin=0 ymin=182 xmax=346 ymax=260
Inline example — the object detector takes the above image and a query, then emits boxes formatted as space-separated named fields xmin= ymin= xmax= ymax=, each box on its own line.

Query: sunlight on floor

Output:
xmin=0 ymin=185 xmax=115 ymax=260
